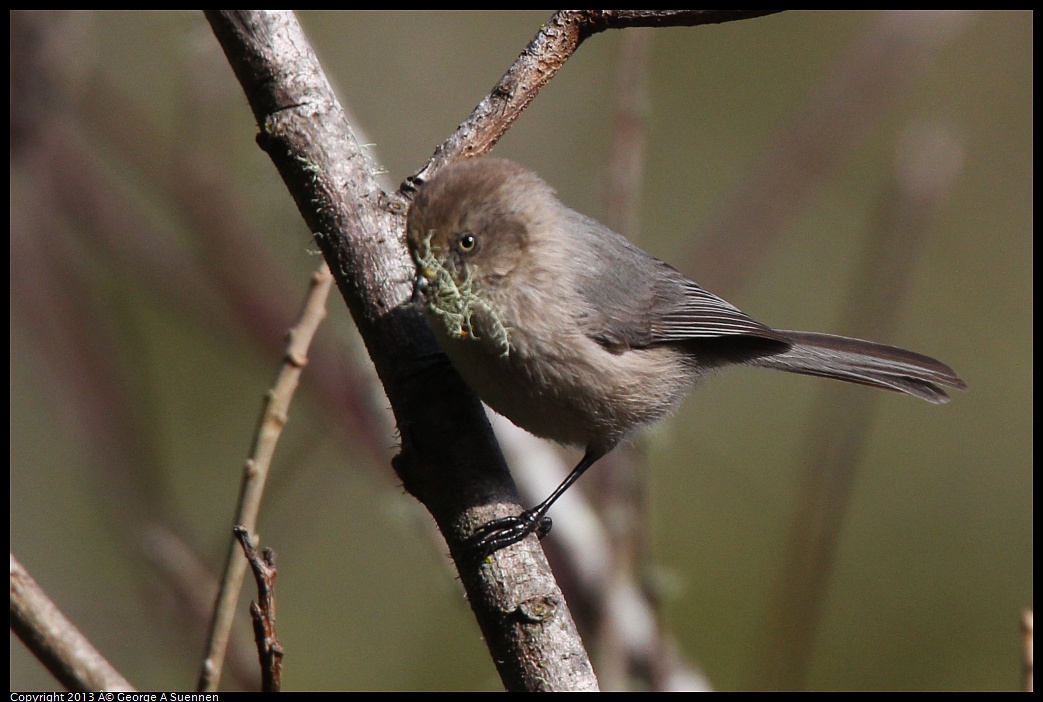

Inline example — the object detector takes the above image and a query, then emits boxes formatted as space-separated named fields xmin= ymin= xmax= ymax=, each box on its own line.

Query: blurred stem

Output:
xmin=598 ymin=27 xmax=652 ymax=691
xmin=754 ymin=124 xmax=963 ymax=690
xmin=605 ymin=28 xmax=651 ymax=241
xmin=689 ymin=11 xmax=971 ymax=296
xmin=1023 ymin=610 xmax=1033 ymax=693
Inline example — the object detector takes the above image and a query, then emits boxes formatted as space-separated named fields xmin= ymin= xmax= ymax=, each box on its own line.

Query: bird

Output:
xmin=405 ymin=157 xmax=966 ymax=555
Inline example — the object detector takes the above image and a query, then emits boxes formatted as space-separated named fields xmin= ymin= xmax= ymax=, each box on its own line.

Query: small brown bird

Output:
xmin=406 ymin=157 xmax=965 ymax=555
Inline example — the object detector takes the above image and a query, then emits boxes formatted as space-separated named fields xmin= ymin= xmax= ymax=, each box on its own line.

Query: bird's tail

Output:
xmin=748 ymin=330 xmax=966 ymax=404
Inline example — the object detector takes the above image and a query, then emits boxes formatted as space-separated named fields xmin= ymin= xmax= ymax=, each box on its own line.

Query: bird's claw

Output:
xmin=468 ymin=510 xmax=553 ymax=559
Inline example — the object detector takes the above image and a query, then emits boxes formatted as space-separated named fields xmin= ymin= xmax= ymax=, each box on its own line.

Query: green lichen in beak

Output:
xmin=413 ymin=230 xmax=512 ymax=357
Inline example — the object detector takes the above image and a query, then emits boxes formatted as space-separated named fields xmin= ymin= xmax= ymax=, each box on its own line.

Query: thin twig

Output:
xmin=198 ymin=262 xmax=334 ymax=692
xmin=404 ymin=10 xmax=782 ymax=192
xmin=233 ymin=526 xmax=284 ymax=692
xmin=10 ymin=553 xmax=136 ymax=692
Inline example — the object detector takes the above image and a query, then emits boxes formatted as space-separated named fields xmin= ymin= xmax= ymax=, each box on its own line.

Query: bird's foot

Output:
xmin=468 ymin=510 xmax=553 ymax=559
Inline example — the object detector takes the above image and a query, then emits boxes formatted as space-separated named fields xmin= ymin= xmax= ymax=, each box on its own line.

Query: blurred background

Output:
xmin=10 ymin=10 xmax=1031 ymax=691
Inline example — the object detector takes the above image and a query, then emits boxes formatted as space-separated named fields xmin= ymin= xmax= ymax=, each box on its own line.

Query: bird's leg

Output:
xmin=469 ymin=449 xmax=603 ymax=558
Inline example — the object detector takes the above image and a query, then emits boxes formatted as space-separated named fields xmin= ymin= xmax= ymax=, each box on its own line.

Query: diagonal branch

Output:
xmin=10 ymin=553 xmax=136 ymax=692
xmin=205 ymin=10 xmax=593 ymax=691
xmin=205 ymin=9 xmax=782 ymax=691
xmin=405 ymin=10 xmax=783 ymax=191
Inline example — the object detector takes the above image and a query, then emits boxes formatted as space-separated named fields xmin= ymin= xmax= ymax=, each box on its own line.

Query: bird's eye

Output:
xmin=458 ymin=232 xmax=477 ymax=252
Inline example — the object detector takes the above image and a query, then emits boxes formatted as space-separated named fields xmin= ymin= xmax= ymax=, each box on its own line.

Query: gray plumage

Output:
xmin=406 ymin=157 xmax=965 ymax=553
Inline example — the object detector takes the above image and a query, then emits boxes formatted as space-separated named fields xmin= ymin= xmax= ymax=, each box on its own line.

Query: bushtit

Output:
xmin=406 ymin=157 xmax=965 ymax=555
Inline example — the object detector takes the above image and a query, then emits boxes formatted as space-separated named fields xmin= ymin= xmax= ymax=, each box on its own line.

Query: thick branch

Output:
xmin=205 ymin=10 xmax=594 ymax=691
xmin=205 ymin=9 xmax=783 ymax=692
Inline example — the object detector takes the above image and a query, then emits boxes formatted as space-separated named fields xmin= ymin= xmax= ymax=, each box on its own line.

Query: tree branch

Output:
xmin=404 ymin=10 xmax=783 ymax=191
xmin=205 ymin=10 xmax=594 ymax=691
xmin=233 ymin=527 xmax=284 ymax=693
xmin=205 ymin=9 xmax=782 ymax=691
xmin=10 ymin=553 xmax=136 ymax=692
xmin=198 ymin=263 xmax=333 ymax=691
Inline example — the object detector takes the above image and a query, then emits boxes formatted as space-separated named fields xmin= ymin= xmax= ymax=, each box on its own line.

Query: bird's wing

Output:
xmin=565 ymin=209 xmax=788 ymax=350
xmin=646 ymin=265 xmax=790 ymax=345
